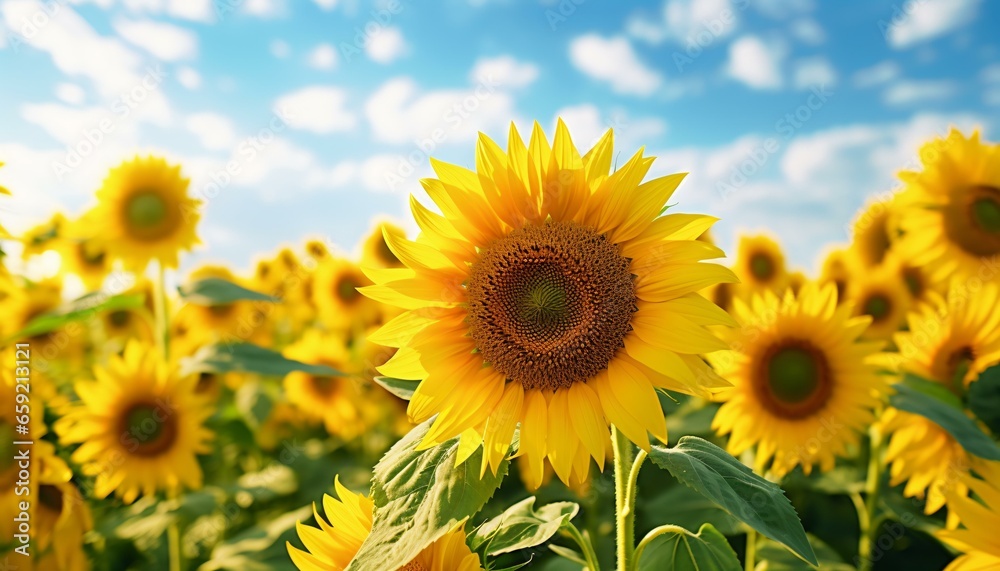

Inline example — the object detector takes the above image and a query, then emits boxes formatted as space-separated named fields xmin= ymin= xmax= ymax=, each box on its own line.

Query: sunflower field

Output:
xmin=2 ymin=3 xmax=1000 ymax=570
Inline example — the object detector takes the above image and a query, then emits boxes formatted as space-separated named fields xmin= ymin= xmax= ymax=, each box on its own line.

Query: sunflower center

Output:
xmin=120 ymin=402 xmax=179 ymax=458
xmin=755 ymin=341 xmax=832 ymax=419
xmin=311 ymin=376 xmax=338 ymax=397
xmin=902 ymin=267 xmax=924 ymax=298
xmin=196 ymin=372 xmax=217 ymax=394
xmin=862 ymin=293 xmax=892 ymax=323
xmin=208 ymin=303 xmax=235 ymax=318
xmin=80 ymin=243 xmax=106 ymax=266
xmin=336 ymin=276 xmax=362 ymax=305
xmin=108 ymin=310 xmax=131 ymax=328
xmin=936 ymin=345 xmax=976 ymax=393
xmin=713 ymin=282 xmax=733 ymax=312
xmin=38 ymin=484 xmax=64 ymax=513
xmin=749 ymin=253 xmax=775 ymax=281
xmin=124 ymin=191 xmax=177 ymax=241
xmin=378 ymin=237 xmax=400 ymax=266
xmin=467 ymin=221 xmax=636 ymax=391
xmin=945 ymin=185 xmax=1000 ymax=256
xmin=399 ymin=561 xmax=428 ymax=571
xmin=971 ymin=195 xmax=1000 ymax=233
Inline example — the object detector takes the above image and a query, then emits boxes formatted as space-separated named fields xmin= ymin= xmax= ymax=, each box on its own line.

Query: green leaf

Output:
xmin=178 ymin=277 xmax=277 ymax=305
xmin=649 ymin=436 xmax=817 ymax=566
xmin=201 ymin=505 xmax=310 ymax=571
xmin=344 ymin=418 xmax=509 ymax=571
xmin=642 ymin=484 xmax=743 ymax=536
xmin=636 ymin=524 xmax=742 ymax=571
xmin=968 ymin=366 xmax=1000 ymax=435
xmin=6 ymin=292 xmax=144 ymax=341
xmin=548 ymin=545 xmax=588 ymax=567
xmin=235 ymin=381 xmax=275 ymax=429
xmin=890 ymin=377 xmax=1000 ymax=461
xmin=469 ymin=497 xmax=579 ymax=556
xmin=374 ymin=376 xmax=418 ymax=401
xmin=900 ymin=373 xmax=963 ymax=408
xmin=180 ymin=342 xmax=345 ymax=378
xmin=754 ymin=534 xmax=853 ymax=570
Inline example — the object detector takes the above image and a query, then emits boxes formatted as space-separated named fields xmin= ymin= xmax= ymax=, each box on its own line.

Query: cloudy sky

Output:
xmin=0 ymin=0 xmax=995 ymax=276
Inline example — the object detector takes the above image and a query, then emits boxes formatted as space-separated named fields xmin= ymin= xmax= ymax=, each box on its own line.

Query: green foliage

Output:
xmin=344 ymin=418 xmax=510 ymax=571
xmin=635 ymin=524 xmax=742 ymax=571
xmin=754 ymin=534 xmax=853 ymax=570
xmin=968 ymin=365 xmax=1000 ymax=434
xmin=469 ymin=497 xmax=579 ymax=556
xmin=180 ymin=342 xmax=344 ymax=378
xmin=178 ymin=277 xmax=277 ymax=305
xmin=6 ymin=292 xmax=144 ymax=341
xmin=648 ymin=436 xmax=817 ymax=566
xmin=201 ymin=506 xmax=309 ymax=570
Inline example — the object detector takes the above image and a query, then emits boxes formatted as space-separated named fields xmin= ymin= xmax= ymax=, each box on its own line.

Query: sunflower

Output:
xmin=850 ymin=196 xmax=898 ymax=268
xmin=174 ymin=265 xmax=257 ymax=344
xmin=90 ymin=156 xmax=201 ymax=271
xmin=818 ymin=246 xmax=855 ymax=303
xmin=304 ymin=238 xmax=331 ymax=262
xmin=102 ymin=279 xmax=155 ymax=344
xmin=887 ymin=252 xmax=937 ymax=304
xmin=895 ymin=129 xmax=1000 ymax=286
xmin=845 ymin=262 xmax=913 ymax=341
xmin=363 ymin=121 xmax=735 ymax=487
xmin=288 ymin=477 xmax=483 ymax=571
xmin=314 ymin=257 xmax=380 ymax=332
xmin=734 ymin=234 xmax=788 ymax=294
xmin=55 ymin=341 xmax=214 ymax=504
xmin=0 ymin=160 xmax=10 ymax=238
xmin=361 ymin=221 xmax=406 ymax=268
xmin=58 ymin=235 xmax=111 ymax=291
xmin=283 ymin=330 xmax=369 ymax=439
xmin=33 ymin=454 xmax=93 ymax=571
xmin=20 ymin=212 xmax=67 ymax=259
xmin=881 ymin=283 xmax=1000 ymax=515
xmin=939 ymin=464 xmax=1000 ymax=570
xmin=709 ymin=283 xmax=887 ymax=476
xmin=703 ymin=280 xmax=736 ymax=314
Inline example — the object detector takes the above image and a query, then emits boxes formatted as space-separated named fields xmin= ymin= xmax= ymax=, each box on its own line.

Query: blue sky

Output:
xmin=0 ymin=0 xmax=996 ymax=279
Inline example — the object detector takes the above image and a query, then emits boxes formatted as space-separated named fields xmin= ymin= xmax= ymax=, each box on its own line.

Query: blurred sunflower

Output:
xmin=174 ymin=265 xmax=257 ymax=344
xmin=364 ymin=120 xmax=735 ymax=487
xmin=361 ymin=221 xmax=406 ymax=268
xmin=102 ymin=279 xmax=155 ymax=344
xmin=703 ymin=280 xmax=736 ymax=314
xmin=896 ymin=129 xmax=1000 ymax=285
xmin=709 ymin=283 xmax=887 ymax=476
xmin=0 ymin=161 xmax=9 ymax=237
xmin=818 ymin=246 xmax=854 ymax=303
xmin=850 ymin=197 xmax=898 ymax=267
xmin=287 ymin=477 xmax=483 ymax=571
xmin=888 ymin=252 xmax=936 ymax=304
xmin=304 ymin=238 xmax=331 ymax=262
xmin=34 ymin=453 xmax=93 ymax=571
xmin=283 ymin=330 xmax=368 ymax=439
xmin=881 ymin=284 xmax=1000 ymax=515
xmin=845 ymin=262 xmax=913 ymax=341
xmin=90 ymin=156 xmax=201 ymax=270
xmin=58 ymin=235 xmax=110 ymax=291
xmin=55 ymin=341 xmax=214 ymax=504
xmin=734 ymin=234 xmax=788 ymax=294
xmin=314 ymin=257 xmax=379 ymax=331
xmin=20 ymin=212 xmax=67 ymax=259
xmin=939 ymin=464 xmax=1000 ymax=570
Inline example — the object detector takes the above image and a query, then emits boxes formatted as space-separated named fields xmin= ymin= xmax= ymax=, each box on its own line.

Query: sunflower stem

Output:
xmin=857 ymin=425 xmax=884 ymax=571
xmin=168 ymin=514 xmax=183 ymax=571
xmin=154 ymin=261 xmax=170 ymax=359
xmin=744 ymin=527 xmax=758 ymax=571
xmin=612 ymin=425 xmax=635 ymax=571
xmin=564 ymin=522 xmax=601 ymax=571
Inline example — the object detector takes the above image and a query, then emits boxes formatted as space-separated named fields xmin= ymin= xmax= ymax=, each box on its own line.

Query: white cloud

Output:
xmin=185 ymin=112 xmax=237 ymax=151
xmin=469 ymin=56 xmax=538 ymax=89
xmin=270 ymin=39 xmax=290 ymax=58
xmin=981 ymin=64 xmax=1000 ymax=84
xmin=177 ymin=66 xmax=201 ymax=89
xmin=312 ymin=0 xmax=337 ymax=9
xmin=569 ymin=35 xmax=662 ymax=96
xmin=852 ymin=60 xmax=900 ymax=88
xmin=885 ymin=0 xmax=980 ymax=49
xmin=364 ymin=76 xmax=519 ymax=145
xmin=792 ymin=57 xmax=836 ymax=90
xmin=553 ymin=104 xmax=667 ymax=151
xmin=308 ymin=43 xmax=338 ymax=70
xmin=55 ymin=83 xmax=86 ymax=105
xmin=664 ymin=0 xmax=739 ymax=41
xmin=243 ymin=0 xmax=285 ymax=18
xmin=789 ymin=18 xmax=824 ymax=44
xmin=726 ymin=35 xmax=785 ymax=89
xmin=114 ymin=18 xmax=198 ymax=61
xmin=366 ymin=27 xmax=406 ymax=63
xmin=122 ymin=0 xmax=215 ymax=23
xmin=275 ymin=86 xmax=356 ymax=133
xmin=882 ymin=80 xmax=957 ymax=105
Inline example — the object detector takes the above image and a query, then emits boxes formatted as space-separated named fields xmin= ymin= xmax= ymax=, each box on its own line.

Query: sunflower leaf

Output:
xmin=180 ymin=342 xmax=345 ymax=378
xmin=5 ymin=292 xmax=144 ymax=341
xmin=178 ymin=277 xmax=277 ymax=305
xmin=967 ymin=366 xmax=1000 ymax=435
xmin=635 ymin=523 xmax=742 ymax=571
xmin=648 ymin=436 xmax=817 ymax=566
xmin=344 ymin=418 xmax=509 ymax=571
xmin=468 ymin=497 xmax=579 ymax=556
xmin=890 ymin=377 xmax=1000 ymax=461
xmin=373 ymin=376 xmax=419 ymax=401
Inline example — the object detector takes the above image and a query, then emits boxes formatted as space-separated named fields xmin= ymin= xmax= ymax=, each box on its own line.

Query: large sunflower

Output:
xmin=55 ymin=341 xmax=214 ymax=504
xmin=939 ymin=464 xmax=1000 ymax=570
xmin=850 ymin=197 xmax=898 ymax=268
xmin=845 ymin=262 xmax=913 ymax=341
xmin=90 ymin=156 xmax=201 ymax=270
xmin=288 ymin=477 xmax=483 ymax=571
xmin=363 ymin=121 xmax=735 ymax=487
xmin=710 ymin=283 xmax=888 ymax=476
xmin=734 ymin=234 xmax=789 ymax=295
xmin=881 ymin=283 xmax=1000 ymax=515
xmin=895 ymin=129 xmax=1000 ymax=285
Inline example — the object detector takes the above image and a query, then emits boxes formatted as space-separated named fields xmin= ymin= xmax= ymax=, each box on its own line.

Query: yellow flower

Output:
xmin=314 ymin=257 xmax=380 ymax=332
xmin=845 ymin=261 xmax=913 ymax=341
xmin=287 ymin=477 xmax=483 ymax=571
xmin=364 ymin=121 xmax=735 ymax=487
xmin=174 ymin=265 xmax=259 ymax=345
xmin=850 ymin=196 xmax=898 ymax=268
xmin=939 ymin=464 xmax=1000 ymax=570
xmin=0 ymin=160 xmax=10 ymax=238
xmin=55 ymin=341 xmax=214 ymax=504
xmin=19 ymin=212 xmax=67 ymax=259
xmin=818 ymin=246 xmax=855 ymax=303
xmin=895 ymin=129 xmax=1000 ymax=286
xmin=57 ymin=235 xmax=111 ymax=291
xmin=881 ymin=283 xmax=1000 ymax=515
xmin=91 ymin=156 xmax=201 ymax=271
xmin=102 ymin=279 xmax=155 ymax=345
xmin=361 ymin=221 xmax=406 ymax=268
xmin=710 ymin=283 xmax=887 ymax=476
xmin=734 ymin=234 xmax=789 ymax=294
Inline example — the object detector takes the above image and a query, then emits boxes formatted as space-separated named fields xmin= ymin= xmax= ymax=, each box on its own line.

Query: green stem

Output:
xmin=168 ymin=517 xmax=182 ymax=571
xmin=612 ymin=426 xmax=635 ymax=571
xmin=857 ymin=425 xmax=883 ymax=571
xmin=633 ymin=524 xmax=687 ymax=568
xmin=744 ymin=527 xmax=758 ymax=571
xmin=565 ymin=522 xmax=601 ymax=571
xmin=153 ymin=262 xmax=170 ymax=359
